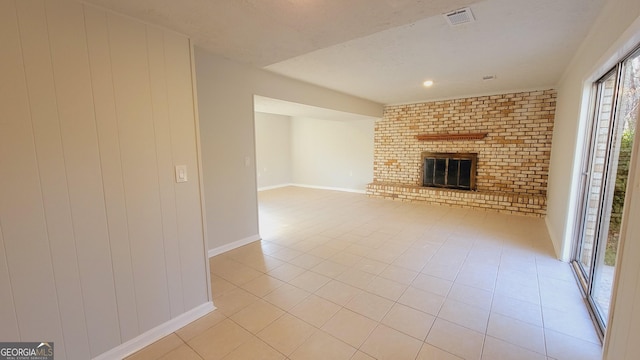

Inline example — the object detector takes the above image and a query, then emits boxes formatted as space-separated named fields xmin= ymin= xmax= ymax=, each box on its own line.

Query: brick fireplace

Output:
xmin=366 ymin=89 xmax=556 ymax=216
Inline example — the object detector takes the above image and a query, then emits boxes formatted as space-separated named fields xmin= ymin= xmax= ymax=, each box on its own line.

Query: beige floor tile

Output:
xmin=495 ymin=273 xmax=541 ymax=305
xmin=360 ymin=324 xmax=423 ymax=360
xmin=263 ymin=283 xmax=310 ymax=311
xmin=544 ymin=329 xmax=602 ymax=360
xmin=456 ymin=263 xmax=498 ymax=291
xmin=288 ymin=253 xmax=325 ymax=269
xmin=438 ymin=298 xmax=490 ymax=333
xmin=366 ymin=247 xmax=402 ymax=264
xmin=257 ymin=314 xmax=316 ymax=355
xmin=188 ymin=319 xmax=252 ymax=360
xmin=240 ymin=274 xmax=286 ymax=297
xmin=268 ymin=263 xmax=306 ymax=282
xmin=322 ymin=308 xmax=377 ymax=348
xmin=289 ymin=270 xmax=331 ymax=292
xmin=212 ymin=287 xmax=260 ymax=316
xmin=336 ymin=269 xmax=376 ymax=290
xmin=176 ymin=311 xmax=227 ymax=342
xmin=221 ymin=338 xmax=285 ymax=360
xmin=126 ymin=333 xmax=184 ymax=360
xmin=210 ymin=275 xmax=238 ymax=298
xmin=270 ymin=247 xmax=304 ymax=262
xmin=416 ymin=343 xmax=463 ymax=360
xmin=345 ymin=243 xmax=374 ymax=257
xmin=211 ymin=258 xmax=264 ymax=286
xmin=133 ymin=188 xmax=604 ymax=360
xmin=379 ymin=264 xmax=420 ymax=284
xmin=482 ymin=336 xmax=546 ymax=360
xmin=244 ymin=254 xmax=285 ymax=273
xmin=447 ymin=283 xmax=493 ymax=310
xmin=487 ymin=313 xmax=546 ymax=354
xmin=290 ymin=294 xmax=341 ymax=327
xmin=412 ymin=273 xmax=453 ymax=297
xmin=354 ymin=257 xmax=388 ymax=275
xmin=398 ymin=286 xmax=445 ymax=315
xmin=344 ymin=291 xmax=394 ymax=321
xmin=290 ymin=331 xmax=356 ymax=360
xmin=158 ymin=344 xmax=203 ymax=360
xmin=421 ymin=260 xmax=462 ymax=282
xmin=350 ymin=351 xmax=376 ymax=360
xmin=541 ymin=306 xmax=600 ymax=344
xmin=330 ymin=251 xmax=364 ymax=266
xmin=426 ymin=319 xmax=484 ymax=360
xmin=231 ymin=299 xmax=285 ymax=333
xmin=381 ymin=303 xmax=435 ymax=340
xmin=491 ymin=294 xmax=543 ymax=327
xmin=308 ymin=244 xmax=341 ymax=259
xmin=315 ymin=280 xmax=363 ymax=306
xmin=311 ymin=260 xmax=349 ymax=278
xmin=365 ymin=276 xmax=407 ymax=300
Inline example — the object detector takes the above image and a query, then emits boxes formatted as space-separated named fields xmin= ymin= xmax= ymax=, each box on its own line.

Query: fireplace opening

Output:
xmin=421 ymin=152 xmax=477 ymax=190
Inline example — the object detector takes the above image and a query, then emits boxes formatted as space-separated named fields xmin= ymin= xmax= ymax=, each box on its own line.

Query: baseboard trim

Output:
xmin=93 ymin=301 xmax=215 ymax=360
xmin=208 ymin=234 xmax=261 ymax=258
xmin=257 ymin=183 xmax=292 ymax=191
xmin=289 ymin=183 xmax=367 ymax=194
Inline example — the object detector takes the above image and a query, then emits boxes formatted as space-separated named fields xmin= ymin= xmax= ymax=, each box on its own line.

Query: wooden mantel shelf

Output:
xmin=416 ymin=132 xmax=488 ymax=141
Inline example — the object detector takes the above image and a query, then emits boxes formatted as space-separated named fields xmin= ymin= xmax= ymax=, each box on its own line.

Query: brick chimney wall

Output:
xmin=367 ymin=89 xmax=556 ymax=216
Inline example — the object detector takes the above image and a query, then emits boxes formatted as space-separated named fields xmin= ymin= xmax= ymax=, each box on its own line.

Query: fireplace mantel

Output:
xmin=415 ymin=133 xmax=488 ymax=141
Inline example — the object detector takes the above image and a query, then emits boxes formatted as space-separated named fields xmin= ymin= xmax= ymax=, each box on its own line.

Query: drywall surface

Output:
xmin=291 ymin=117 xmax=374 ymax=192
xmin=194 ymin=48 xmax=382 ymax=251
xmin=255 ymin=112 xmax=293 ymax=189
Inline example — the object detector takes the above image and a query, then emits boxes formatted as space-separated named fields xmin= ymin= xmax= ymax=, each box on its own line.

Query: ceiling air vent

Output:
xmin=444 ymin=7 xmax=475 ymax=26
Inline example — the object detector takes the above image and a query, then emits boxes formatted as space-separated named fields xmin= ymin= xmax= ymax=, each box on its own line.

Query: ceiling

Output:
xmin=254 ymin=96 xmax=379 ymax=122
xmin=84 ymin=0 xmax=605 ymax=106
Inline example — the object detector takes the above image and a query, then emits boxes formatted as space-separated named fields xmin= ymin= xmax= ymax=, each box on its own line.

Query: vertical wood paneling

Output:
xmin=45 ymin=0 xmax=120 ymax=355
xmin=146 ymin=27 xmax=185 ymax=317
xmin=164 ymin=33 xmax=209 ymax=308
xmin=1 ymin=1 xmax=208 ymax=357
xmin=107 ymin=13 xmax=171 ymax=331
xmin=83 ymin=5 xmax=139 ymax=342
xmin=0 ymin=224 xmax=19 ymax=340
xmin=15 ymin=1 xmax=88 ymax=358
xmin=0 ymin=0 xmax=63 ymax=344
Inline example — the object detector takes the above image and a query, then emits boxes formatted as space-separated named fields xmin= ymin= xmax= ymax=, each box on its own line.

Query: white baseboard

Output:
xmin=93 ymin=301 xmax=215 ymax=360
xmin=289 ymin=183 xmax=367 ymax=194
xmin=257 ymin=183 xmax=292 ymax=191
xmin=208 ymin=234 xmax=261 ymax=258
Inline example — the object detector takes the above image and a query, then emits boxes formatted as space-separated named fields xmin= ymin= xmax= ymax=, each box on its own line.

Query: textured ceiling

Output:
xmin=84 ymin=0 xmax=605 ymax=106
xmin=82 ymin=0 xmax=481 ymax=67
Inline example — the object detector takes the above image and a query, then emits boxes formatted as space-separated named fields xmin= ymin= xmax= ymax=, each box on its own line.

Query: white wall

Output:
xmin=194 ymin=49 xmax=383 ymax=253
xmin=547 ymin=0 xmax=640 ymax=260
xmin=0 ymin=1 xmax=209 ymax=359
xmin=543 ymin=0 xmax=640 ymax=357
xmin=255 ymin=112 xmax=292 ymax=189
xmin=291 ymin=117 xmax=374 ymax=192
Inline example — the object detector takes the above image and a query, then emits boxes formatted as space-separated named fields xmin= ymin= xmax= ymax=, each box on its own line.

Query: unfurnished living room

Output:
xmin=1 ymin=0 xmax=640 ymax=359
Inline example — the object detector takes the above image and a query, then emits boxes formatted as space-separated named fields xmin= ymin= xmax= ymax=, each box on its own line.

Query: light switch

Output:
xmin=175 ymin=165 xmax=188 ymax=183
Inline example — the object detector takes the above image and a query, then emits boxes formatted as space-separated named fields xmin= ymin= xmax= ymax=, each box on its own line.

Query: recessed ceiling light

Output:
xmin=423 ymin=80 xmax=434 ymax=87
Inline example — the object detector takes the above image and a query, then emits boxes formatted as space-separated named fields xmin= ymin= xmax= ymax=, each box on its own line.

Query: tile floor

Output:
xmin=127 ymin=187 xmax=603 ymax=360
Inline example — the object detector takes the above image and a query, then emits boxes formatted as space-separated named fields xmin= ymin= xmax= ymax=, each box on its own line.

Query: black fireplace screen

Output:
xmin=422 ymin=153 xmax=477 ymax=190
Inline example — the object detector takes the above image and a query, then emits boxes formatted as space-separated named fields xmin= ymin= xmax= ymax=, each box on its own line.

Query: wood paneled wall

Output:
xmin=0 ymin=1 xmax=208 ymax=358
